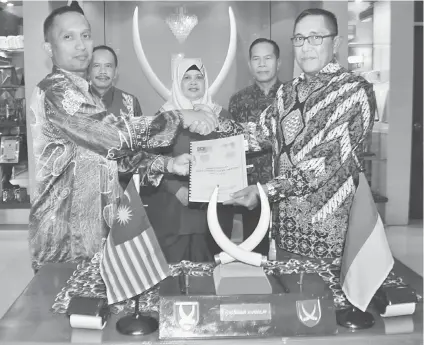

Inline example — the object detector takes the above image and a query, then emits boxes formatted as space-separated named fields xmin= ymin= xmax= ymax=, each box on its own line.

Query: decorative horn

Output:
xmin=133 ymin=6 xmax=171 ymax=101
xmin=207 ymin=185 xmax=266 ymax=267
xmin=216 ymin=183 xmax=271 ymax=265
xmin=209 ymin=6 xmax=237 ymax=97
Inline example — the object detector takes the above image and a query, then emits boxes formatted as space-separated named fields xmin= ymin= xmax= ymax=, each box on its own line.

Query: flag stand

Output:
xmin=336 ymin=306 xmax=375 ymax=330
xmin=116 ymin=296 xmax=158 ymax=335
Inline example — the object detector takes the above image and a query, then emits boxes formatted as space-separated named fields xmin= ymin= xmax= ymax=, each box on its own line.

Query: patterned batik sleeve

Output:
xmin=215 ymin=102 xmax=276 ymax=150
xmin=215 ymin=116 xmax=245 ymax=138
xmin=117 ymin=151 xmax=171 ymax=187
xmin=43 ymin=81 xmax=182 ymax=160
xmin=244 ymin=100 xmax=277 ymax=151
xmin=266 ymin=80 xmax=376 ymax=203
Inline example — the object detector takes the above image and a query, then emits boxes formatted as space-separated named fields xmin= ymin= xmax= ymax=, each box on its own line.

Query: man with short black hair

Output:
xmin=29 ymin=6 xmax=219 ymax=272
xmin=225 ymin=8 xmax=376 ymax=261
xmin=89 ymin=45 xmax=142 ymax=120
xmin=228 ymin=38 xmax=282 ymax=255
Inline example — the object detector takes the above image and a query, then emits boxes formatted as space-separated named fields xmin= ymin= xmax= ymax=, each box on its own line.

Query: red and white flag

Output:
xmin=100 ymin=178 xmax=170 ymax=305
xmin=340 ymin=172 xmax=394 ymax=311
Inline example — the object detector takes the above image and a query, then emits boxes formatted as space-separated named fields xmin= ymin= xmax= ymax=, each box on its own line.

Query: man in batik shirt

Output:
xmin=225 ymin=8 xmax=376 ymax=260
xmin=29 ymin=6 xmax=218 ymax=272
xmin=89 ymin=45 xmax=143 ymax=120
xmin=228 ymin=38 xmax=282 ymax=255
xmin=88 ymin=45 xmax=143 ymax=189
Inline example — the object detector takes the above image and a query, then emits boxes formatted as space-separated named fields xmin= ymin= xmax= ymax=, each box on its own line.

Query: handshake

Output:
xmin=179 ymin=104 xmax=220 ymax=136
xmin=167 ymin=104 xmax=222 ymax=178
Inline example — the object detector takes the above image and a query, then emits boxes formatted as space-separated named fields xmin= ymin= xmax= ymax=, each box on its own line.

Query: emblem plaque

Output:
xmin=296 ymin=299 xmax=322 ymax=327
xmin=174 ymin=301 xmax=199 ymax=331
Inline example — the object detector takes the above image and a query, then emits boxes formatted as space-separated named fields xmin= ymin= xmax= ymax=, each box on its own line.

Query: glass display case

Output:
xmin=348 ymin=0 xmax=389 ymax=210
xmin=0 ymin=2 xmax=29 ymax=209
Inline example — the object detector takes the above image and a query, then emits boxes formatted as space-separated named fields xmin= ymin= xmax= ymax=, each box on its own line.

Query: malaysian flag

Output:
xmin=100 ymin=177 xmax=170 ymax=305
xmin=340 ymin=172 xmax=394 ymax=311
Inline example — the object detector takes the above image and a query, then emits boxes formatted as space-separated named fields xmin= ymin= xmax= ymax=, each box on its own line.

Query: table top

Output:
xmin=0 ymin=260 xmax=422 ymax=345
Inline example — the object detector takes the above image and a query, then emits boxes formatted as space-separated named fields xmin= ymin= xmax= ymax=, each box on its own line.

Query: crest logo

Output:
xmin=174 ymin=301 xmax=199 ymax=331
xmin=296 ymin=299 xmax=322 ymax=327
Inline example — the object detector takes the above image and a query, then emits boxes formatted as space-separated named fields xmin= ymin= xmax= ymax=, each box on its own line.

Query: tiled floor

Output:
xmin=0 ymin=222 xmax=422 ymax=319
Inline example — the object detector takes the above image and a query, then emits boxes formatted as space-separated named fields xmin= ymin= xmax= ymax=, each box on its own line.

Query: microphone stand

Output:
xmin=116 ymin=295 xmax=159 ymax=335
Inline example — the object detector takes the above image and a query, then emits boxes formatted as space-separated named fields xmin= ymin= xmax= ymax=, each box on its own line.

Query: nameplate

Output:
xmin=220 ymin=303 xmax=271 ymax=321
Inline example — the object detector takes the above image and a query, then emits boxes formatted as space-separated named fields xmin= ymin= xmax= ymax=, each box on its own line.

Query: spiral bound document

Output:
xmin=189 ymin=135 xmax=248 ymax=203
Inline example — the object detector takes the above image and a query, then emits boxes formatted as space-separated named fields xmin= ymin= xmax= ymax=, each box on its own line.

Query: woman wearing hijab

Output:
xmin=141 ymin=57 xmax=234 ymax=263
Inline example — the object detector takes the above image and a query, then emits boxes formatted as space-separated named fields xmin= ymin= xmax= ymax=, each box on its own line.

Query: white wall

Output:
xmin=385 ymin=1 xmax=415 ymax=225
xmin=322 ymin=1 xmax=348 ymax=68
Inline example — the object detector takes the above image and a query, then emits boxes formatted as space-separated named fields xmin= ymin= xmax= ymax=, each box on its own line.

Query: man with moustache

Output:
xmin=228 ymin=38 xmax=282 ymax=256
xmin=89 ymin=45 xmax=142 ymax=120
xmin=88 ymin=45 xmax=143 ymax=188
xmin=224 ymin=8 xmax=376 ymax=261
xmin=29 ymin=6 xmax=220 ymax=272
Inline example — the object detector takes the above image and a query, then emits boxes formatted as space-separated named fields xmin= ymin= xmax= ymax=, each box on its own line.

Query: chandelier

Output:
xmin=166 ymin=6 xmax=198 ymax=44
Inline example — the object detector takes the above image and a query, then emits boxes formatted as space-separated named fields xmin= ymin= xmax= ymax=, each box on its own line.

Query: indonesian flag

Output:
xmin=100 ymin=177 xmax=170 ymax=305
xmin=340 ymin=172 xmax=394 ymax=312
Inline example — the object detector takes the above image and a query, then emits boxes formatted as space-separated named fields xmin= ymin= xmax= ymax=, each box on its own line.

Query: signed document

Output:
xmin=189 ymin=135 xmax=248 ymax=203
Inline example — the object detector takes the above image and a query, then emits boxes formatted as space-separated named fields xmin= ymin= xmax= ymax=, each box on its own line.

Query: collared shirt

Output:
xmin=228 ymin=80 xmax=282 ymax=184
xmin=234 ymin=60 xmax=376 ymax=258
xmin=28 ymin=66 xmax=182 ymax=271
xmin=90 ymin=85 xmax=143 ymax=119
xmin=90 ymin=86 xmax=144 ymax=188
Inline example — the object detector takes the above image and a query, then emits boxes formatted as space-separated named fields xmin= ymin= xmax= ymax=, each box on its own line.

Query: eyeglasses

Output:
xmin=291 ymin=34 xmax=336 ymax=47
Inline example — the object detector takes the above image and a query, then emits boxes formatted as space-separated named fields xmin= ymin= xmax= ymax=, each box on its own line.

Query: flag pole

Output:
xmin=116 ymin=295 xmax=159 ymax=335
xmin=114 ymin=174 xmax=160 ymax=336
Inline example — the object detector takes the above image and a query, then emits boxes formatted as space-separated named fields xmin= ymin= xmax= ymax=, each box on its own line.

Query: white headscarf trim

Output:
xmin=161 ymin=57 xmax=222 ymax=115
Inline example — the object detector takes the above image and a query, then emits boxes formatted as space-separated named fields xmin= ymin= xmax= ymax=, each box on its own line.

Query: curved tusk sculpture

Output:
xmin=209 ymin=6 xmax=237 ymax=97
xmin=133 ymin=6 xmax=171 ymax=101
xmin=216 ymin=183 xmax=270 ymax=265
xmin=207 ymin=185 xmax=267 ymax=267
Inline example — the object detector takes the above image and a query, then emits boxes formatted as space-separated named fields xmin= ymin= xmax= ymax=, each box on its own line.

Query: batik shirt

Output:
xmin=245 ymin=60 xmax=376 ymax=259
xmin=29 ymin=67 xmax=184 ymax=271
xmin=91 ymin=85 xmax=143 ymax=119
xmin=228 ymin=80 xmax=282 ymax=184
xmin=91 ymin=86 xmax=143 ymax=187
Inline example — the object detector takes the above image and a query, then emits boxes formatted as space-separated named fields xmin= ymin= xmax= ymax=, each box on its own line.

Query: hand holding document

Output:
xmin=189 ymin=135 xmax=248 ymax=203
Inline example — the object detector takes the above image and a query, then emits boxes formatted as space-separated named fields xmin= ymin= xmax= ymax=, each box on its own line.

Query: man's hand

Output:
xmin=175 ymin=186 xmax=189 ymax=206
xmin=167 ymin=154 xmax=194 ymax=176
xmin=179 ymin=109 xmax=218 ymax=135
xmin=223 ymin=184 xmax=267 ymax=210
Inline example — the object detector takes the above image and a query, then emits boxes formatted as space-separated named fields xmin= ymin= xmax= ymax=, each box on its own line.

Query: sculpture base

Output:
xmin=213 ymin=262 xmax=272 ymax=295
xmin=159 ymin=272 xmax=337 ymax=339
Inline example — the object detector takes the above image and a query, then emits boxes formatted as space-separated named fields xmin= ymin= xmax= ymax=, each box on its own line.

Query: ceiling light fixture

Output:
xmin=166 ymin=6 xmax=198 ymax=44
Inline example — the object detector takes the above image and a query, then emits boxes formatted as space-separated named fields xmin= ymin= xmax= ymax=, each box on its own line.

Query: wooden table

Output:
xmin=0 ymin=260 xmax=422 ymax=345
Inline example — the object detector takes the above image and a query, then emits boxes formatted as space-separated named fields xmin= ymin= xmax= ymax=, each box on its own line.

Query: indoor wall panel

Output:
xmin=104 ymin=1 xmax=273 ymax=116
